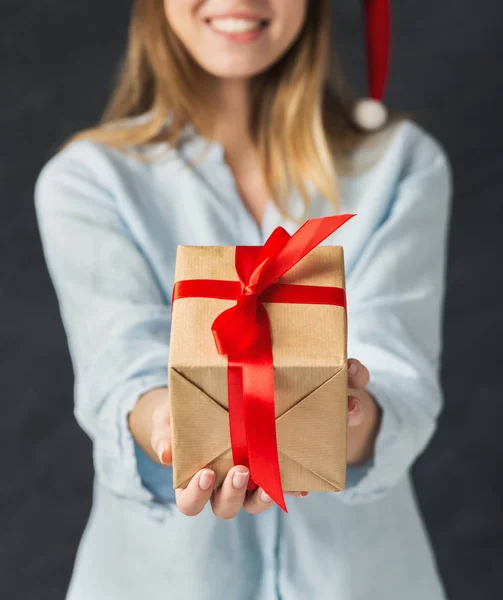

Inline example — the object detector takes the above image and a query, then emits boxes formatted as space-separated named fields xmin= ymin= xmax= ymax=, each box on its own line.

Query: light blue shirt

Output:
xmin=34 ymin=116 xmax=452 ymax=600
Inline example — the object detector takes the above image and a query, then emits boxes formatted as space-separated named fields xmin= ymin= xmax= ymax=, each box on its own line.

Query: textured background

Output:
xmin=2 ymin=1 xmax=502 ymax=598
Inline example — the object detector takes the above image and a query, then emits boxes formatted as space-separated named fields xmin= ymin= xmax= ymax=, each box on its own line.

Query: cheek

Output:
xmin=268 ymin=0 xmax=307 ymax=51
xmin=164 ymin=0 xmax=203 ymax=51
xmin=164 ymin=0 xmax=199 ymax=28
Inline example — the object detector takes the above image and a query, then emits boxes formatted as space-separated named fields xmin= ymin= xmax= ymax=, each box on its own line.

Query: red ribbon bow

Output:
xmin=173 ymin=214 xmax=356 ymax=511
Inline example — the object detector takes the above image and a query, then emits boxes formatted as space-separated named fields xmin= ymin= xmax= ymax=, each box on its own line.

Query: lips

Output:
xmin=203 ymin=12 xmax=270 ymax=22
xmin=204 ymin=18 xmax=269 ymax=27
xmin=203 ymin=17 xmax=270 ymax=42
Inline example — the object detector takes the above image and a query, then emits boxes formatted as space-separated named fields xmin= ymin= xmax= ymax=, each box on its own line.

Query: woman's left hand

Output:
xmin=346 ymin=358 xmax=382 ymax=467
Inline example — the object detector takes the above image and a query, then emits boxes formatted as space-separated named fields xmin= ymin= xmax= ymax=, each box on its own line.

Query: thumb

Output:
xmin=151 ymin=403 xmax=172 ymax=465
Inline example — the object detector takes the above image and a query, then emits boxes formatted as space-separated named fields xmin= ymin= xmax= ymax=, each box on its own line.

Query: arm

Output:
xmin=34 ymin=141 xmax=294 ymax=518
xmin=34 ymin=141 xmax=174 ymax=508
xmin=339 ymin=133 xmax=453 ymax=504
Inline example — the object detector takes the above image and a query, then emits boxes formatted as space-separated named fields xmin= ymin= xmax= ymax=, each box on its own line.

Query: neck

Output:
xmin=206 ymin=77 xmax=253 ymax=149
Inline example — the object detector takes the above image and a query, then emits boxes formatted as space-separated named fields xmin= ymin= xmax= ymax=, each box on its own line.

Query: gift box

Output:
xmin=168 ymin=215 xmax=355 ymax=511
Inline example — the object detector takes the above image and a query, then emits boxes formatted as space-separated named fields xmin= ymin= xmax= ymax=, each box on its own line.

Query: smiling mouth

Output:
xmin=204 ymin=18 xmax=270 ymax=31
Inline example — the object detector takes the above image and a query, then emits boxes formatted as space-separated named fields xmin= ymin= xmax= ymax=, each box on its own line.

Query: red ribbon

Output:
xmin=172 ymin=214 xmax=356 ymax=512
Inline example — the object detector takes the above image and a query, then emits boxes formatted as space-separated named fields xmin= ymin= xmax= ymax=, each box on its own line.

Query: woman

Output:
xmin=35 ymin=1 xmax=452 ymax=598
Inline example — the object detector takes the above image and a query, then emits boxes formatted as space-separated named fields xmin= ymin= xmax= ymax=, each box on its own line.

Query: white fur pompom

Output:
xmin=352 ymin=99 xmax=388 ymax=131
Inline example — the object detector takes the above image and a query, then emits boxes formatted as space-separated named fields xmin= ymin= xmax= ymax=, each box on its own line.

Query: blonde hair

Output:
xmin=60 ymin=0 xmax=372 ymax=217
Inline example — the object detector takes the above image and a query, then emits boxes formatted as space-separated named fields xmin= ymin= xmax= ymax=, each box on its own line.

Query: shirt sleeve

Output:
xmin=338 ymin=134 xmax=453 ymax=504
xmin=34 ymin=141 xmax=175 ymax=509
xmin=134 ymin=441 xmax=177 ymax=503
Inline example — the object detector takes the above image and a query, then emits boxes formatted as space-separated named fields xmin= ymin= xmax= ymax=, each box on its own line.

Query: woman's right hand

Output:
xmin=129 ymin=387 xmax=307 ymax=519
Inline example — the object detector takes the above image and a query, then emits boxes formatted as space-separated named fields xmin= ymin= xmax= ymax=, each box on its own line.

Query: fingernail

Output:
xmin=348 ymin=397 xmax=358 ymax=414
xmin=296 ymin=492 xmax=309 ymax=498
xmin=260 ymin=490 xmax=273 ymax=503
xmin=348 ymin=361 xmax=358 ymax=375
xmin=157 ymin=445 xmax=167 ymax=464
xmin=199 ymin=469 xmax=214 ymax=491
xmin=232 ymin=470 xmax=249 ymax=490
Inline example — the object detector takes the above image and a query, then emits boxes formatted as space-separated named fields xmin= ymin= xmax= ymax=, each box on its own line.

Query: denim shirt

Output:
xmin=35 ymin=117 xmax=452 ymax=600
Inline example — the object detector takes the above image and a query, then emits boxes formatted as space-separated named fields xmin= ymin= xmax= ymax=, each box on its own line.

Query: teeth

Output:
xmin=208 ymin=18 xmax=264 ymax=33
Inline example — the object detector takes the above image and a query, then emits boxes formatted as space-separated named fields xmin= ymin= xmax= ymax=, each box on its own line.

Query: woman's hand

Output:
xmin=129 ymin=387 xmax=307 ymax=519
xmin=346 ymin=358 xmax=382 ymax=466
xmin=129 ymin=358 xmax=381 ymax=518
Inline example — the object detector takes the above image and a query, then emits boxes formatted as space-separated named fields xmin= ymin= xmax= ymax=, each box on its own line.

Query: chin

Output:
xmin=203 ymin=62 xmax=270 ymax=79
xmin=207 ymin=68 xmax=265 ymax=79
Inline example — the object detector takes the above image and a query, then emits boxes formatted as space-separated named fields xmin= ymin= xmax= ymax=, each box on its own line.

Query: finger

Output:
xmin=285 ymin=491 xmax=309 ymax=498
xmin=347 ymin=358 xmax=370 ymax=390
xmin=175 ymin=469 xmax=215 ymax=516
xmin=348 ymin=393 xmax=366 ymax=427
xmin=150 ymin=404 xmax=172 ymax=464
xmin=243 ymin=487 xmax=277 ymax=515
xmin=211 ymin=466 xmax=250 ymax=520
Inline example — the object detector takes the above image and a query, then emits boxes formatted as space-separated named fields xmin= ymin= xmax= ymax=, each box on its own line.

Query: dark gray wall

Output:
xmin=2 ymin=1 xmax=502 ymax=598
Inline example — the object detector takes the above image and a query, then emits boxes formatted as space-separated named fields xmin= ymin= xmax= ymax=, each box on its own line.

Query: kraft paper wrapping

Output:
xmin=168 ymin=245 xmax=347 ymax=492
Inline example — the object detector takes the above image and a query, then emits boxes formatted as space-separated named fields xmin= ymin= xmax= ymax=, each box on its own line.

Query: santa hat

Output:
xmin=352 ymin=0 xmax=391 ymax=131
